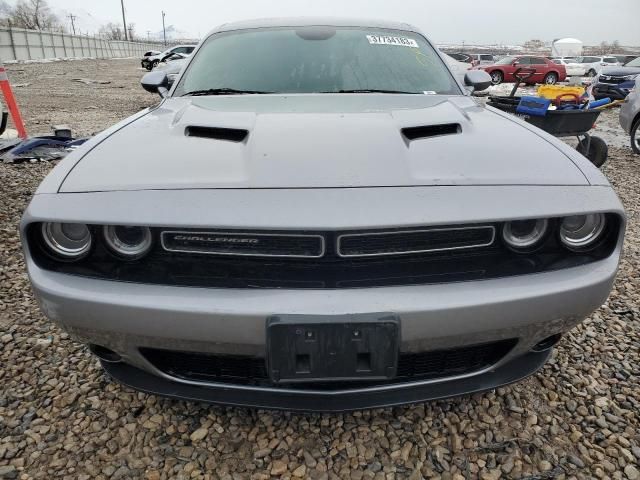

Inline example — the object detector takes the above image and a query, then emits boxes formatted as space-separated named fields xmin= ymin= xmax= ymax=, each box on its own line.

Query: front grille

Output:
xmin=337 ymin=226 xmax=495 ymax=257
xmin=140 ymin=339 xmax=516 ymax=390
xmin=599 ymin=76 xmax=625 ymax=84
xmin=27 ymin=215 xmax=621 ymax=289
xmin=161 ymin=231 xmax=325 ymax=258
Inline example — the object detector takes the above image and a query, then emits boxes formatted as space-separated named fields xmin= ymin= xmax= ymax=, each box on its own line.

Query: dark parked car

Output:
xmin=478 ymin=56 xmax=567 ymax=85
xmin=592 ymin=57 xmax=640 ymax=100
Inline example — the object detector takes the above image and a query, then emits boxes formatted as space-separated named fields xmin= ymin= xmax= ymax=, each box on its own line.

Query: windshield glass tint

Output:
xmin=174 ymin=27 xmax=460 ymax=95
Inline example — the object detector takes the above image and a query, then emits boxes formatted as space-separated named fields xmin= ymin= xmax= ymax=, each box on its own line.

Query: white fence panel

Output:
xmin=0 ymin=26 xmax=163 ymax=61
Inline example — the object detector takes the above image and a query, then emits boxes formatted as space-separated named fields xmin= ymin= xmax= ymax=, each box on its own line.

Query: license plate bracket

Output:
xmin=266 ymin=313 xmax=400 ymax=383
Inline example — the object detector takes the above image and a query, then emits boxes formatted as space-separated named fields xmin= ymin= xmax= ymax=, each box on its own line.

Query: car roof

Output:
xmin=209 ymin=17 xmax=419 ymax=36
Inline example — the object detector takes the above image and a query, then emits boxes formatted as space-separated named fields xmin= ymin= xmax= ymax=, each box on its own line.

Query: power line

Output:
xmin=67 ymin=14 xmax=76 ymax=35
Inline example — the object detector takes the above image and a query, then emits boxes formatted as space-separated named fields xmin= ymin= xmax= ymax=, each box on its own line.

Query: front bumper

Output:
xmin=22 ymin=184 xmax=625 ymax=410
xmin=593 ymin=81 xmax=635 ymax=100
xmin=27 ymin=249 xmax=620 ymax=410
xmin=102 ymin=349 xmax=551 ymax=412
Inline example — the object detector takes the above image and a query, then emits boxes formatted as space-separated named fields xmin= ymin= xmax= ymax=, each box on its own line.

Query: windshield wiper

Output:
xmin=181 ymin=88 xmax=274 ymax=96
xmin=323 ymin=89 xmax=420 ymax=94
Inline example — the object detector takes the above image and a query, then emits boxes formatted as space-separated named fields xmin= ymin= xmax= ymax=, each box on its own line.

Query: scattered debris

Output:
xmin=0 ymin=133 xmax=88 ymax=163
xmin=71 ymin=78 xmax=111 ymax=85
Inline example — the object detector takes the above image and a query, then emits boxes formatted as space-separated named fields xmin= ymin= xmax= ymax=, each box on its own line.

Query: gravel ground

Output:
xmin=1 ymin=59 xmax=639 ymax=480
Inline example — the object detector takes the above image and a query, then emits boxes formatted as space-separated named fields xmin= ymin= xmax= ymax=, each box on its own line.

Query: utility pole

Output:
xmin=162 ymin=11 xmax=167 ymax=47
xmin=67 ymin=14 xmax=76 ymax=35
xmin=128 ymin=25 xmax=134 ymax=41
xmin=147 ymin=30 xmax=150 ymax=41
xmin=120 ymin=0 xmax=128 ymax=41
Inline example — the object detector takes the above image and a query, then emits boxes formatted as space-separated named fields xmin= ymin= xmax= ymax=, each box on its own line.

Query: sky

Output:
xmin=34 ymin=0 xmax=640 ymax=45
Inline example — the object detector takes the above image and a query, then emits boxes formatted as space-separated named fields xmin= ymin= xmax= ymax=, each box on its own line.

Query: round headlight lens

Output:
xmin=41 ymin=222 xmax=92 ymax=259
xmin=559 ymin=214 xmax=606 ymax=250
xmin=502 ymin=219 xmax=548 ymax=249
xmin=103 ymin=225 xmax=152 ymax=259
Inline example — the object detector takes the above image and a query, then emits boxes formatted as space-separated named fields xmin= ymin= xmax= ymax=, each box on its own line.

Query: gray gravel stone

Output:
xmin=1 ymin=59 xmax=639 ymax=480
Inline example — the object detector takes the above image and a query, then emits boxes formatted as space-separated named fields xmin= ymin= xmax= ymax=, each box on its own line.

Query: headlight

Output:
xmin=41 ymin=222 xmax=92 ymax=259
xmin=559 ymin=214 xmax=606 ymax=250
xmin=622 ymin=74 xmax=639 ymax=81
xmin=502 ymin=219 xmax=548 ymax=250
xmin=103 ymin=225 xmax=152 ymax=259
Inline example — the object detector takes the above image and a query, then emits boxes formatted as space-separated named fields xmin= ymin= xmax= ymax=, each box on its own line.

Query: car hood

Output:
xmin=60 ymin=95 xmax=589 ymax=192
xmin=599 ymin=66 xmax=640 ymax=76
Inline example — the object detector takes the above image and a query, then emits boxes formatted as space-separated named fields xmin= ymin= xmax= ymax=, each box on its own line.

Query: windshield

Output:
xmin=174 ymin=27 xmax=460 ymax=96
xmin=495 ymin=56 xmax=515 ymax=65
xmin=626 ymin=57 xmax=640 ymax=67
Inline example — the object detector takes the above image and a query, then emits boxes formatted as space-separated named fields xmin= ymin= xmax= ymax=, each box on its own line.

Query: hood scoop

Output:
xmin=402 ymin=123 xmax=461 ymax=141
xmin=185 ymin=126 xmax=248 ymax=142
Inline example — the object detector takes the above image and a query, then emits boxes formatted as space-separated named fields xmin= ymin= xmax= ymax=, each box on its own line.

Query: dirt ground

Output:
xmin=5 ymin=58 xmax=156 ymax=137
xmin=0 ymin=59 xmax=639 ymax=480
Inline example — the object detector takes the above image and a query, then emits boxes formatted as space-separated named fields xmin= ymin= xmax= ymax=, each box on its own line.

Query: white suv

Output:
xmin=577 ymin=55 xmax=620 ymax=77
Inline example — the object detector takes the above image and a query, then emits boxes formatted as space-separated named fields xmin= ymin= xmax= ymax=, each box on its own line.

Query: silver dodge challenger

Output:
xmin=21 ymin=18 xmax=625 ymax=411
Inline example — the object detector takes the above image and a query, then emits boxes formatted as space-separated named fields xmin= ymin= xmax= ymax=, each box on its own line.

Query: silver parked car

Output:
xmin=619 ymin=77 xmax=640 ymax=154
xmin=22 ymin=18 xmax=625 ymax=411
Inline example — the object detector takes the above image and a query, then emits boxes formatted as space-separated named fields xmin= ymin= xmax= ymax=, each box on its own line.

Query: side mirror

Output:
xmin=141 ymin=71 xmax=169 ymax=98
xmin=464 ymin=70 xmax=492 ymax=92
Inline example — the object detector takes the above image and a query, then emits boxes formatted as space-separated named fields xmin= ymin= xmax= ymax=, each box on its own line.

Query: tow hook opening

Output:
xmin=89 ymin=344 xmax=122 ymax=363
xmin=531 ymin=334 xmax=562 ymax=353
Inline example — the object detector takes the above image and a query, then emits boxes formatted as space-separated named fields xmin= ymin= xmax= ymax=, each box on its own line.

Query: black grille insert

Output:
xmin=161 ymin=231 xmax=325 ymax=258
xmin=140 ymin=339 xmax=516 ymax=390
xmin=338 ymin=226 xmax=495 ymax=257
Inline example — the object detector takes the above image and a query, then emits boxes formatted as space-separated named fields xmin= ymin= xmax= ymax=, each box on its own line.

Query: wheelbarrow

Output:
xmin=487 ymin=89 xmax=607 ymax=168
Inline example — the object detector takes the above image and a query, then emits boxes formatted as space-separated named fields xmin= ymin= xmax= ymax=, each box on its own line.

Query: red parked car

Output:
xmin=479 ymin=55 xmax=567 ymax=85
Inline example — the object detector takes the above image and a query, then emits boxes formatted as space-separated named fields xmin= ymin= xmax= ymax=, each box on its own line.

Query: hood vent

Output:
xmin=185 ymin=126 xmax=248 ymax=142
xmin=402 ymin=123 xmax=461 ymax=141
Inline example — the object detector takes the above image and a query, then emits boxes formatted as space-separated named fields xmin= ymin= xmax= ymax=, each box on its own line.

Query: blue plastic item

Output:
xmin=516 ymin=96 xmax=552 ymax=117
xmin=587 ymin=98 xmax=611 ymax=109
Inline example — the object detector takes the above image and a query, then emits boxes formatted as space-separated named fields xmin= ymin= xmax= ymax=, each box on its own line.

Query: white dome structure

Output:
xmin=552 ymin=38 xmax=583 ymax=57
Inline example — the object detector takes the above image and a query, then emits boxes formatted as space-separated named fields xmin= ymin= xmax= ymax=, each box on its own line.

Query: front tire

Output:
xmin=544 ymin=72 xmax=558 ymax=85
xmin=576 ymin=136 xmax=608 ymax=167
xmin=152 ymin=60 xmax=159 ymax=69
xmin=631 ymin=120 xmax=640 ymax=155
xmin=587 ymin=69 xmax=597 ymax=77
xmin=490 ymin=70 xmax=503 ymax=85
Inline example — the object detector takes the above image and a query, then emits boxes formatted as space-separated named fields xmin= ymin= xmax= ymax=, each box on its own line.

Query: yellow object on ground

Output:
xmin=536 ymin=85 xmax=585 ymax=100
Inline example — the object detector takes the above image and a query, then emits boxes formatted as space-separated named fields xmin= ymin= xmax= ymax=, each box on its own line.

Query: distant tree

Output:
xmin=99 ymin=22 xmax=124 ymax=40
xmin=8 ymin=0 xmax=61 ymax=30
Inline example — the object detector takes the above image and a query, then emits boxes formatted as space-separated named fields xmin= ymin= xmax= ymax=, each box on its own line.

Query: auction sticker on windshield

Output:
xmin=366 ymin=35 xmax=419 ymax=48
